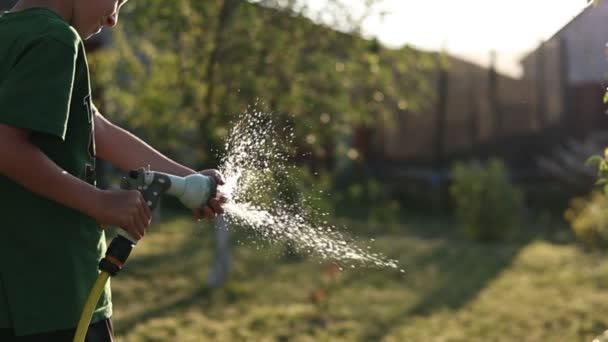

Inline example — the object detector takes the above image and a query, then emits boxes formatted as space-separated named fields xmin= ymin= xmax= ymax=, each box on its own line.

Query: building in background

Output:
xmin=370 ymin=1 xmax=608 ymax=204
xmin=521 ymin=1 xmax=608 ymax=140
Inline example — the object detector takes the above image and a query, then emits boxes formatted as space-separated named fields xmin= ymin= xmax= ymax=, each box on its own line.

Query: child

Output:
xmin=0 ymin=1 xmax=225 ymax=340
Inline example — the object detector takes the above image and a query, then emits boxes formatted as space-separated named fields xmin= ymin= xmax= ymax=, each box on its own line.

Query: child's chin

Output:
xmin=84 ymin=28 xmax=103 ymax=40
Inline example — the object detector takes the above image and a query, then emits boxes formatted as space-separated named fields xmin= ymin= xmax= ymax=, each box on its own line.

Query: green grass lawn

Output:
xmin=109 ymin=216 xmax=608 ymax=341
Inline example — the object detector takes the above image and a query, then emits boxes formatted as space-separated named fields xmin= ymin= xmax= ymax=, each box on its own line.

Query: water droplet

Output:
xmin=218 ymin=109 xmax=400 ymax=270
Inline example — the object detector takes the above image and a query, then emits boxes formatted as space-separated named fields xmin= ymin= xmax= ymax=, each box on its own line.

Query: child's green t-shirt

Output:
xmin=0 ymin=8 xmax=111 ymax=336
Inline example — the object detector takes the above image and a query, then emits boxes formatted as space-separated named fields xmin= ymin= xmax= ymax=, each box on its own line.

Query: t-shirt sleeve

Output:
xmin=0 ymin=37 xmax=77 ymax=140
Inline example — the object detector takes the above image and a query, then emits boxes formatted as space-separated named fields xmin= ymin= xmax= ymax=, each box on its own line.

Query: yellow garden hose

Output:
xmin=73 ymin=271 xmax=111 ymax=342
xmin=72 ymin=169 xmax=218 ymax=341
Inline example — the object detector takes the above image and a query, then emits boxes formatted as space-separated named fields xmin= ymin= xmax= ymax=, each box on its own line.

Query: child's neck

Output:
xmin=11 ymin=0 xmax=73 ymax=23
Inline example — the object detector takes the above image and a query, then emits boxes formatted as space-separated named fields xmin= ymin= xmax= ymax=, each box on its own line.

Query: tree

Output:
xmin=89 ymin=0 xmax=434 ymax=171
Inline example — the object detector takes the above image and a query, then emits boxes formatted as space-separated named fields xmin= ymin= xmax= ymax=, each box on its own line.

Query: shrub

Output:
xmin=450 ymin=159 xmax=523 ymax=242
xmin=570 ymin=148 xmax=608 ymax=249
xmin=297 ymin=167 xmax=400 ymax=228
xmin=564 ymin=192 xmax=608 ymax=249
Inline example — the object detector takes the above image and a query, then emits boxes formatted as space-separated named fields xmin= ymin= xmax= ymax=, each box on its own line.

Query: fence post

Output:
xmin=559 ymin=36 xmax=573 ymax=138
xmin=489 ymin=50 xmax=501 ymax=137
xmin=434 ymin=58 xmax=448 ymax=170
xmin=468 ymin=77 xmax=479 ymax=152
xmin=536 ymin=41 xmax=547 ymax=129
xmin=433 ymin=55 xmax=449 ymax=212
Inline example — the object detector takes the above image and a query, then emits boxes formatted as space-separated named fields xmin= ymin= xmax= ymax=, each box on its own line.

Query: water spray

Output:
xmin=73 ymin=168 xmax=217 ymax=342
xmin=219 ymin=109 xmax=401 ymax=270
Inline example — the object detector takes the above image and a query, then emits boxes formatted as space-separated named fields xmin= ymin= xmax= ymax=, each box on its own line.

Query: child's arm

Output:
xmin=94 ymin=111 xmax=196 ymax=177
xmin=94 ymin=110 xmax=225 ymax=219
xmin=0 ymin=123 xmax=151 ymax=239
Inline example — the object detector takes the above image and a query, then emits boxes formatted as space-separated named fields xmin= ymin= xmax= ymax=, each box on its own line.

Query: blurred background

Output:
xmin=5 ymin=0 xmax=608 ymax=340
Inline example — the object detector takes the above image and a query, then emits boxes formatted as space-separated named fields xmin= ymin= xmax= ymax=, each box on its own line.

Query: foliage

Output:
xmin=449 ymin=158 xmax=523 ymax=242
xmin=294 ymin=167 xmax=401 ymax=228
xmin=564 ymin=191 xmax=608 ymax=249
xmin=577 ymin=95 xmax=608 ymax=249
xmin=88 ymin=0 xmax=434 ymax=172
xmin=333 ymin=177 xmax=401 ymax=225
xmin=586 ymin=147 xmax=608 ymax=194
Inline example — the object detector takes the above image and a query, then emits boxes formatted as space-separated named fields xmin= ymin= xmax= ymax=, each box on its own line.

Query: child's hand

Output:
xmin=92 ymin=189 xmax=152 ymax=240
xmin=193 ymin=169 xmax=227 ymax=220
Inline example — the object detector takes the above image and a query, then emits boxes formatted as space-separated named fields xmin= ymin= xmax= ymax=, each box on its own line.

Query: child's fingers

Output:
xmin=192 ymin=208 xmax=204 ymax=220
xmin=208 ymin=198 xmax=224 ymax=214
xmin=202 ymin=206 xmax=216 ymax=219
xmin=138 ymin=202 xmax=151 ymax=230
xmin=200 ymin=169 xmax=225 ymax=185
xmin=126 ymin=219 xmax=142 ymax=241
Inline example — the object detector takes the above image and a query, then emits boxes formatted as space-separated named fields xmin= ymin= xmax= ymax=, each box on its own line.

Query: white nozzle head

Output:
xmin=164 ymin=173 xmax=216 ymax=209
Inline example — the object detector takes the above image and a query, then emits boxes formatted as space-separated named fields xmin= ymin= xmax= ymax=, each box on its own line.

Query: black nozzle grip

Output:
xmin=99 ymin=235 xmax=135 ymax=276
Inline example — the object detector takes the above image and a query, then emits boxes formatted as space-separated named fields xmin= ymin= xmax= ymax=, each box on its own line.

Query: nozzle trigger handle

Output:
xmin=115 ymin=169 xmax=146 ymax=244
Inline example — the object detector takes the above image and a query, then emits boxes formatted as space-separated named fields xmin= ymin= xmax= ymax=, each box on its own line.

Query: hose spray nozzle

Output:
xmin=99 ymin=168 xmax=217 ymax=276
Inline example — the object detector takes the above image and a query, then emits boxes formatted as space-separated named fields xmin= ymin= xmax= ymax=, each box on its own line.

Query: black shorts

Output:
xmin=0 ymin=318 xmax=113 ymax=342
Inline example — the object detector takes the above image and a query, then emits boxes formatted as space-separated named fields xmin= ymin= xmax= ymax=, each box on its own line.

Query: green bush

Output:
xmin=564 ymin=192 xmax=608 ymax=249
xmin=449 ymin=159 xmax=523 ymax=242
xmin=571 ymin=148 xmax=608 ymax=249
xmin=294 ymin=167 xmax=400 ymax=231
